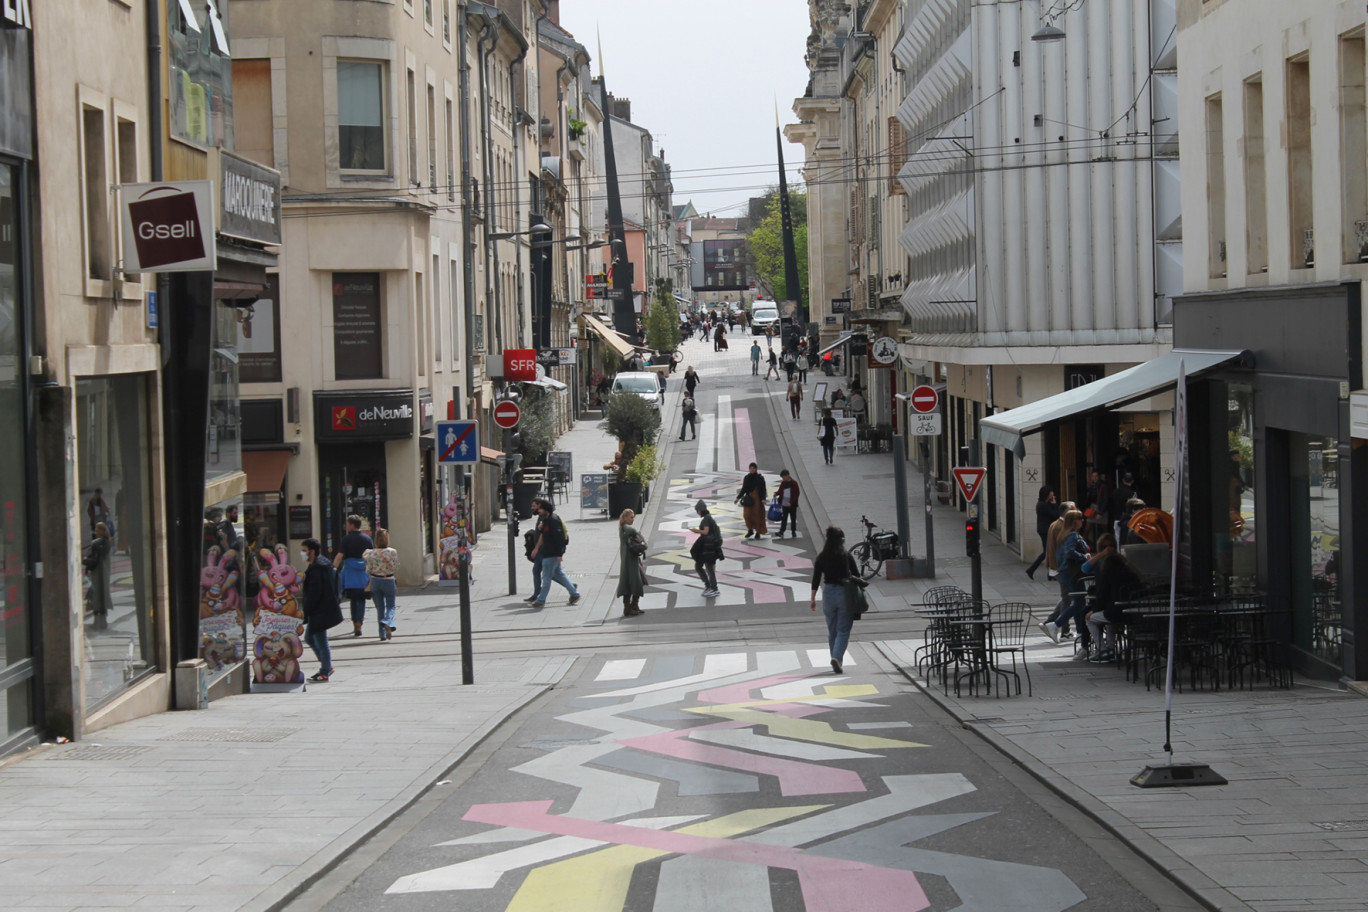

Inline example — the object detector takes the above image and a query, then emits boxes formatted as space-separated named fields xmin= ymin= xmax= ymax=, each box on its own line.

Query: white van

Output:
xmin=610 ymin=371 xmax=664 ymax=410
xmin=750 ymin=303 xmax=780 ymax=336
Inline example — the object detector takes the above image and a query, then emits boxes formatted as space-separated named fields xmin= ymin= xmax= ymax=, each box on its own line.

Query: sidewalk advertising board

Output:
xmin=547 ymin=451 xmax=573 ymax=486
xmin=247 ymin=545 xmax=307 ymax=691
xmin=581 ymin=473 xmax=610 ymax=512
xmin=835 ymin=418 xmax=858 ymax=449
xmin=438 ymin=477 xmax=474 ymax=586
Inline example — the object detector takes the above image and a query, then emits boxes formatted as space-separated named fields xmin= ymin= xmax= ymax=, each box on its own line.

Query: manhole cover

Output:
xmin=53 ymin=745 xmax=153 ymax=761
xmin=161 ymin=727 xmax=299 ymax=743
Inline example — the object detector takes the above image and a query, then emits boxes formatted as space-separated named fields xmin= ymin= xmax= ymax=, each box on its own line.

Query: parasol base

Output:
xmin=1130 ymin=763 xmax=1227 ymax=788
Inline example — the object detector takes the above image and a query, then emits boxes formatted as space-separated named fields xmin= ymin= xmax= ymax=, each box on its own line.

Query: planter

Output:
xmin=607 ymin=482 xmax=644 ymax=519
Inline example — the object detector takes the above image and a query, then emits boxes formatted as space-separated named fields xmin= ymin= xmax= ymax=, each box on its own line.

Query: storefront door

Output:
xmin=319 ymin=443 xmax=387 ymax=553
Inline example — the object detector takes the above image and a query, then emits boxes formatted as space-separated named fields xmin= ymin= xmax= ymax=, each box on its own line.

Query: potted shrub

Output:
xmin=625 ymin=443 xmax=664 ymax=505
xmin=602 ymin=389 xmax=661 ymax=517
xmin=513 ymin=390 xmax=556 ymax=517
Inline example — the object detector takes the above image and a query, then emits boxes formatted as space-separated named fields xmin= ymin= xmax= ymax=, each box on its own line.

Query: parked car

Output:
xmin=750 ymin=303 xmax=780 ymax=336
xmin=611 ymin=371 xmax=664 ymax=410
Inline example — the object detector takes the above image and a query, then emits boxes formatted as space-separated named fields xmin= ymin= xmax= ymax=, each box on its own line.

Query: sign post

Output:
xmin=954 ymin=467 xmax=987 ymax=602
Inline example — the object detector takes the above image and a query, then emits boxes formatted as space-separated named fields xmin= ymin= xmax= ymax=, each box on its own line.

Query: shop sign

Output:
xmin=288 ymin=505 xmax=312 ymax=539
xmin=830 ymin=298 xmax=852 ymax=314
xmin=2 ymin=0 xmax=32 ymax=29
xmin=313 ymin=389 xmax=416 ymax=441
xmin=118 ymin=180 xmax=217 ymax=272
xmin=219 ymin=151 xmax=281 ymax=245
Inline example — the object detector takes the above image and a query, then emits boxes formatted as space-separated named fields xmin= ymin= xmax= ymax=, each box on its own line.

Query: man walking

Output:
xmin=679 ymin=393 xmax=698 ymax=440
xmin=776 ymin=469 xmax=800 ymax=538
xmin=750 ymin=341 xmax=762 ymax=375
xmin=765 ymin=348 xmax=780 ymax=381
xmin=786 ymin=376 xmax=804 ymax=419
xmin=528 ymin=499 xmax=581 ymax=608
xmin=689 ymin=500 xmax=722 ymax=598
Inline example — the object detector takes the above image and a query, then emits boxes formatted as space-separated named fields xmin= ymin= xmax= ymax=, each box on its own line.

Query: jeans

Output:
xmin=305 ymin=625 xmax=333 ymax=675
xmin=695 ymin=559 xmax=717 ymax=591
xmin=535 ymin=556 xmax=579 ymax=604
xmin=1026 ymin=531 xmax=1048 ymax=575
xmin=349 ymin=595 xmax=367 ymax=625
xmin=779 ymin=505 xmax=798 ymax=536
xmin=1056 ymin=569 xmax=1089 ymax=645
xmin=821 ymin=440 xmax=835 ymax=464
xmin=680 ymin=413 xmax=696 ymax=439
xmin=751 ymin=358 xmax=760 ymax=375
xmin=822 ymin=582 xmax=854 ymax=664
xmin=530 ymin=559 xmax=542 ymax=595
xmin=370 ymin=577 xmax=397 ymax=632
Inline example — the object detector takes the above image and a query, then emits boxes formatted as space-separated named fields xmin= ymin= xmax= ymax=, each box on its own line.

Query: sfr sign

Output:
xmin=502 ymin=348 xmax=537 ymax=382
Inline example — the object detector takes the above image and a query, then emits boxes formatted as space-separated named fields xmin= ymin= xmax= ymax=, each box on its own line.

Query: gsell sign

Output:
xmin=119 ymin=180 xmax=217 ymax=272
xmin=219 ymin=151 xmax=281 ymax=245
xmin=314 ymin=389 xmax=416 ymax=442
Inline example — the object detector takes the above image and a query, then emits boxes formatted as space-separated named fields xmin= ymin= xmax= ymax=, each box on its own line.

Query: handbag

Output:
xmin=843 ymin=577 xmax=869 ymax=618
xmin=628 ymin=530 xmax=648 ymax=557
xmin=739 ymin=492 xmax=754 ymax=508
xmin=767 ymin=499 xmax=783 ymax=522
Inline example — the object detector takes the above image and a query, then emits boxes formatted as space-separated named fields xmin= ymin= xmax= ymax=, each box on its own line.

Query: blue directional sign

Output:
xmin=436 ymin=420 xmax=479 ymax=464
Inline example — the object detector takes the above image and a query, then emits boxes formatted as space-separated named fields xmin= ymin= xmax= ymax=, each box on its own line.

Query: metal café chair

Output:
xmin=987 ymin=601 xmax=1033 ymax=696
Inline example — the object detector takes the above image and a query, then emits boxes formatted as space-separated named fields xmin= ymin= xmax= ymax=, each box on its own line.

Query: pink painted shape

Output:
xmin=733 ymin=408 xmax=758 ymax=473
xmin=619 ymin=726 xmax=865 ymax=796
xmin=763 ymin=702 xmax=831 ymax=718
xmin=696 ymin=672 xmax=811 ymax=705
xmin=462 ymin=800 xmax=929 ymax=912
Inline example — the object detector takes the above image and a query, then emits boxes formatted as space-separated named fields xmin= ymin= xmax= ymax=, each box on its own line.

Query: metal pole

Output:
xmin=969 ymin=502 xmax=982 ymax=604
xmin=452 ymin=386 xmax=473 ymax=685
xmin=505 ymin=423 xmax=517 ymax=596
xmin=922 ymin=440 xmax=936 ymax=577
xmin=893 ymin=434 xmax=910 ymax=559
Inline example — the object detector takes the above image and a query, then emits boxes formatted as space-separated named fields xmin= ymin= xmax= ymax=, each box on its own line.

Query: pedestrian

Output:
xmin=1035 ymin=500 xmax=1077 ymax=642
xmin=523 ymin=507 xmax=543 ymax=600
xmin=689 ymin=499 xmax=722 ymax=597
xmin=363 ymin=527 xmax=400 ymax=640
xmin=300 ymin=537 xmax=342 ymax=682
xmin=818 ymin=408 xmax=837 ymax=465
xmin=786 ymin=375 xmax=804 ymax=419
xmin=809 ymin=525 xmax=861 ymax=674
xmin=830 ymin=386 xmax=846 ymax=411
xmin=683 ymin=366 xmax=699 ymax=397
xmin=765 ymin=348 xmax=780 ymax=381
xmin=528 ymin=498 xmax=581 ymax=608
xmin=679 ymin=393 xmax=698 ymax=440
xmin=1081 ymin=533 xmax=1141 ymax=663
xmin=776 ymin=469 xmax=800 ymax=538
xmin=1110 ymin=472 xmax=1137 ymax=541
xmin=1025 ymin=486 xmax=1058 ymax=580
xmin=332 ymin=514 xmax=373 ymax=637
xmin=86 ymin=487 xmax=111 ymax=535
xmin=1053 ymin=510 xmax=1093 ymax=657
xmin=84 ymin=522 xmax=113 ymax=630
xmin=846 ymin=387 xmax=867 ymax=426
xmin=750 ymin=341 xmax=762 ymax=375
xmin=616 ymin=508 xmax=647 ymax=617
xmin=783 ymin=348 xmax=797 ymax=381
xmin=802 ymin=348 xmax=815 ymax=382
xmin=713 ymin=323 xmax=726 ymax=352
xmin=735 ymin=462 xmax=768 ymax=539
xmin=1084 ymin=469 xmax=1111 ymax=546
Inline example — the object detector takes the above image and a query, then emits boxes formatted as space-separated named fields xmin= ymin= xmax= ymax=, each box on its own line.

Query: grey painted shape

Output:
xmin=595 ymin=654 xmax=699 ymax=693
xmin=655 ymin=855 xmax=774 ymax=912
xmin=595 ymin=748 xmax=760 ymax=796
xmin=620 ymin=705 xmax=709 ymax=723
xmin=847 ymin=721 xmax=916 ymax=730
xmin=815 ymin=816 xmax=1086 ymax=912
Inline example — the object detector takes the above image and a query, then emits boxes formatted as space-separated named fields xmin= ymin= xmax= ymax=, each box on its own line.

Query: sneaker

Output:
xmin=1089 ymin=652 xmax=1116 ymax=664
xmin=702 ymin=588 xmax=719 ymax=597
xmin=531 ymin=601 xmax=546 ymax=609
xmin=1072 ymin=650 xmax=1093 ymax=662
xmin=831 ymin=658 xmax=843 ymax=674
xmin=568 ymin=594 xmax=582 ymax=606
xmin=1047 ymin=572 xmax=1058 ymax=581
xmin=1038 ymin=621 xmax=1061 ymax=645
xmin=1059 ymin=630 xmax=1074 ymax=640
xmin=308 ymin=672 xmax=330 ymax=683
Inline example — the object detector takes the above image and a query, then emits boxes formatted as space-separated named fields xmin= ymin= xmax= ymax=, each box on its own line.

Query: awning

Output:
xmin=241 ymin=450 xmax=291 ymax=493
xmin=980 ymin=349 xmax=1250 ymax=457
xmin=582 ymin=313 xmax=637 ymax=359
xmin=527 ymin=375 xmax=568 ymax=392
xmin=480 ymin=446 xmax=504 ymax=465
xmin=817 ymin=332 xmax=852 ymax=357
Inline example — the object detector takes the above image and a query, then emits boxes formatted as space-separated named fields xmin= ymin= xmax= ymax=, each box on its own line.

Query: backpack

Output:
xmin=559 ymin=516 xmax=569 ymax=545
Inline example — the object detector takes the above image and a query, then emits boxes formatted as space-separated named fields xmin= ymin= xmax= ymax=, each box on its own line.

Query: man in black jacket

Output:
xmin=528 ymin=500 xmax=582 ymax=608
xmin=735 ymin=463 xmax=768 ymax=539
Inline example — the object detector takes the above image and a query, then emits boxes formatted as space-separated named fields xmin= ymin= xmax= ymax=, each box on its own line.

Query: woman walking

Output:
xmin=689 ymin=500 xmax=723 ymax=598
xmin=85 ymin=522 xmax=114 ymax=630
xmin=616 ymin=509 xmax=647 ymax=617
xmin=1025 ymin=486 xmax=1058 ymax=580
xmin=735 ymin=463 xmax=768 ymax=539
xmin=818 ymin=408 xmax=837 ymax=465
xmin=1053 ymin=510 xmax=1093 ymax=656
xmin=300 ymin=538 xmax=342 ymax=682
xmin=364 ymin=527 xmax=400 ymax=640
xmin=333 ymin=514 xmax=373 ymax=637
xmin=809 ymin=526 xmax=861 ymax=674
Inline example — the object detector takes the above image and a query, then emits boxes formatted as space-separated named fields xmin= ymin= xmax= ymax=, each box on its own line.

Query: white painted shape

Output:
xmin=847 ymin=721 xmax=915 ymax=730
xmin=687 ymin=728 xmax=875 ymax=761
xmin=748 ymin=773 xmax=977 ymax=847
xmin=714 ymin=394 xmax=734 ymax=474
xmin=594 ymin=652 xmax=750 ymax=699
xmin=597 ymin=658 xmax=647 ymax=682
xmin=806 ymin=648 xmax=856 ymax=667
xmin=387 ymin=835 xmax=607 ymax=893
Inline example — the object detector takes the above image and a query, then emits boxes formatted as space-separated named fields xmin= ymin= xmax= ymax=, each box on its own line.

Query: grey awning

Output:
xmin=817 ymin=332 xmax=852 ymax=357
xmin=980 ymin=349 xmax=1250 ymax=457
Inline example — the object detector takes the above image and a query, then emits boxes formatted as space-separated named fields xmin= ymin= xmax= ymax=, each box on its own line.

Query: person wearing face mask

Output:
xmin=300 ymin=538 xmax=343 ymax=682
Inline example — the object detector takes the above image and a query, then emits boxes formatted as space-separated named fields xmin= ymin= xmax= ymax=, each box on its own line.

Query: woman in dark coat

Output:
xmin=301 ymin=538 xmax=343 ymax=681
xmin=616 ymin=509 xmax=646 ymax=617
xmin=1026 ymin=486 xmax=1058 ymax=580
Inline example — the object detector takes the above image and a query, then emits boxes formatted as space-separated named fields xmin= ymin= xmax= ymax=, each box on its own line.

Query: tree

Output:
xmin=602 ymin=390 xmax=661 ymax=483
xmin=645 ymin=280 xmax=682 ymax=352
xmin=744 ymin=190 xmax=809 ymax=305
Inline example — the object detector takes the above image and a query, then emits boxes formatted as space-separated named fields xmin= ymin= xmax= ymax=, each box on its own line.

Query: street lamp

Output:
xmin=1031 ymin=22 xmax=1065 ymax=41
xmin=487 ymin=220 xmax=552 ymax=240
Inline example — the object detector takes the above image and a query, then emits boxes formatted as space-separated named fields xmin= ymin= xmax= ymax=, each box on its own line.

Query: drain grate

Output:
xmin=53 ymin=745 xmax=153 ymax=761
xmin=1314 ymin=820 xmax=1368 ymax=832
xmin=160 ymin=727 xmax=299 ymax=743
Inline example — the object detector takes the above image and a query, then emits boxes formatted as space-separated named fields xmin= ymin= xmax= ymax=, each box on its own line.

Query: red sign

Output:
xmin=910 ymin=384 xmax=939 ymax=414
xmin=331 ymin=406 xmax=356 ymax=431
xmin=493 ymin=400 xmax=521 ymax=429
xmin=952 ymin=467 xmax=987 ymax=502
xmin=503 ymin=348 xmax=537 ymax=381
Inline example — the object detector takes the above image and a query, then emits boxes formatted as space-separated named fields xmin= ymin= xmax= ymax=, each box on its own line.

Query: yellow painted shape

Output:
xmin=504 ymin=805 xmax=826 ymax=912
xmin=682 ymin=690 xmax=924 ymax=750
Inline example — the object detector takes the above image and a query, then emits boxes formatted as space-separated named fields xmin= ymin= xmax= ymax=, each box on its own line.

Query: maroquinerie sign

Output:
xmin=118 ymin=180 xmax=217 ymax=272
xmin=219 ymin=151 xmax=281 ymax=245
xmin=2 ymin=0 xmax=32 ymax=30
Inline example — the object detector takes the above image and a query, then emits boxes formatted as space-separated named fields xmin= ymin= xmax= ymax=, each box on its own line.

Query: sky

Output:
xmin=556 ymin=0 xmax=812 ymax=219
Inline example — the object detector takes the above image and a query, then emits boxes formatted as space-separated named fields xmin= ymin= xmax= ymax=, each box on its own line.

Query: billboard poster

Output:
xmin=333 ymin=272 xmax=383 ymax=379
xmin=248 ymin=544 xmax=306 ymax=690
xmin=581 ymin=473 xmax=610 ymax=512
xmin=701 ymin=239 xmax=746 ymax=290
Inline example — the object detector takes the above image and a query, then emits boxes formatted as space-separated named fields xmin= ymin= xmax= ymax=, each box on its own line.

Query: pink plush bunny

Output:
xmin=255 ymin=544 xmax=303 ymax=620
xmin=199 ymin=547 xmax=240 ymax=618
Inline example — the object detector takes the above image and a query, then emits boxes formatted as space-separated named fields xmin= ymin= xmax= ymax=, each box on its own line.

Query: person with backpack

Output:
xmin=679 ymin=393 xmax=698 ymax=441
xmin=528 ymin=498 xmax=581 ymax=609
xmin=689 ymin=500 xmax=723 ymax=598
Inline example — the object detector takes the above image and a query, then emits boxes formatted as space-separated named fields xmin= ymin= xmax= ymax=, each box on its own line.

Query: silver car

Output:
xmin=611 ymin=371 xmax=664 ymax=410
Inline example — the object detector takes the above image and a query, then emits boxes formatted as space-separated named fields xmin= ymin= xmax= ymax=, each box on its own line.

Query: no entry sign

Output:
xmin=910 ymin=385 xmax=939 ymax=414
xmin=493 ymin=400 xmax=521 ymax=429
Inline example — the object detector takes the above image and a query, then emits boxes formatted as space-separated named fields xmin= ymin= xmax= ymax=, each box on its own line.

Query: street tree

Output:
xmin=744 ymin=190 xmax=808 ymax=304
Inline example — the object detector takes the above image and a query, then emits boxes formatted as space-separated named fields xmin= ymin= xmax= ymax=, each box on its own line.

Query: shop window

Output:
xmin=237 ymin=276 xmax=282 ymax=383
xmin=208 ymin=301 xmax=242 ymax=481
xmin=77 ymin=375 xmax=157 ymax=710
xmin=1286 ymin=56 xmax=1313 ymax=269
xmin=168 ymin=0 xmax=233 ymax=148
xmin=333 ymin=272 xmax=384 ymax=380
xmin=1243 ymin=77 xmax=1268 ymax=274
xmin=1290 ymin=433 xmax=1342 ymax=667
xmin=338 ymin=60 xmax=387 ymax=173
xmin=81 ymin=104 xmax=109 ymax=281
xmin=1209 ymin=381 xmax=1256 ymax=593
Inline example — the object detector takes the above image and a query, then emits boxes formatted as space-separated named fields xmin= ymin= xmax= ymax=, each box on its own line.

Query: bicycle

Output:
xmin=849 ymin=515 xmax=899 ymax=580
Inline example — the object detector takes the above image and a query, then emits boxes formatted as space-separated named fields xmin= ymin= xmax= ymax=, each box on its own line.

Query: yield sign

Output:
xmin=952 ymin=467 xmax=987 ymax=502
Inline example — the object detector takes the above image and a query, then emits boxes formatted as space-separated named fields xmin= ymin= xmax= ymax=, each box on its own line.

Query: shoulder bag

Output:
xmin=843 ymin=577 xmax=869 ymax=619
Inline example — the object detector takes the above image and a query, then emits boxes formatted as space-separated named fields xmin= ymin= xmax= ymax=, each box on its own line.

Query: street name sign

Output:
xmin=953 ymin=467 xmax=987 ymax=502
xmin=437 ymin=420 xmax=478 ymax=464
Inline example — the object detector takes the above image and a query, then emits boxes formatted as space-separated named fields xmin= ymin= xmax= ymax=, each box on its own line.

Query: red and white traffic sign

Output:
xmin=952 ymin=467 xmax=987 ymax=502
xmin=910 ymin=384 xmax=939 ymax=414
xmin=493 ymin=400 xmax=521 ymax=429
